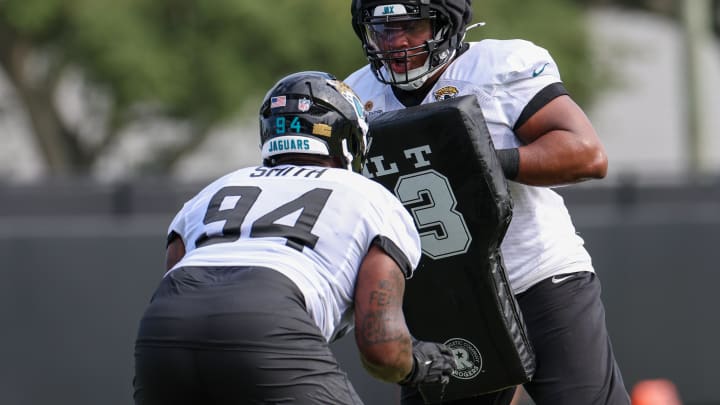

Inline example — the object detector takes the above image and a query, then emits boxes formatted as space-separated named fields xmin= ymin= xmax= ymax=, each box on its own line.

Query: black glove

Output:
xmin=399 ymin=339 xmax=456 ymax=386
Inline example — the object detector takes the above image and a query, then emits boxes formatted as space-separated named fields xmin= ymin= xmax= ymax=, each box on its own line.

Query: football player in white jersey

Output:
xmin=346 ymin=1 xmax=630 ymax=404
xmin=133 ymin=71 xmax=456 ymax=405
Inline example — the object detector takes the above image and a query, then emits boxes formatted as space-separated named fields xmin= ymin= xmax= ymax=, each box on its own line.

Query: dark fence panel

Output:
xmin=1 ymin=179 xmax=718 ymax=404
xmin=0 ymin=232 xmax=165 ymax=405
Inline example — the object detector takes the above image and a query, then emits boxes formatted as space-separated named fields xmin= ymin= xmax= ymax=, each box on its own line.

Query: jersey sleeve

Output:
xmin=166 ymin=203 xmax=188 ymax=246
xmin=366 ymin=183 xmax=422 ymax=279
xmin=493 ymin=40 xmax=564 ymax=128
xmin=167 ymin=190 xmax=206 ymax=248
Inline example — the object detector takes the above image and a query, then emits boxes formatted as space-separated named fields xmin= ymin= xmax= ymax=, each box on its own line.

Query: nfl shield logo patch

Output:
xmin=298 ymin=97 xmax=312 ymax=112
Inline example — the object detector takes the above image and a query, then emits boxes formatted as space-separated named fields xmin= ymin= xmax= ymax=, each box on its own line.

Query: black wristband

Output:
xmin=496 ymin=148 xmax=520 ymax=180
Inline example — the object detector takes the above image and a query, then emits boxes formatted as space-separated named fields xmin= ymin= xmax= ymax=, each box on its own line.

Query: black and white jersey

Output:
xmin=346 ymin=40 xmax=593 ymax=294
xmin=166 ymin=164 xmax=421 ymax=342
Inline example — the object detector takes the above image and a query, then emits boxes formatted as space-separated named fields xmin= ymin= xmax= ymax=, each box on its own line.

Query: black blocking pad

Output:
xmin=363 ymin=95 xmax=535 ymax=402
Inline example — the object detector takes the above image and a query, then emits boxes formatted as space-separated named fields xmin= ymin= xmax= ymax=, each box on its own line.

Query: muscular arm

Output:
xmin=513 ymin=94 xmax=608 ymax=186
xmin=165 ymin=234 xmax=186 ymax=271
xmin=354 ymin=244 xmax=414 ymax=383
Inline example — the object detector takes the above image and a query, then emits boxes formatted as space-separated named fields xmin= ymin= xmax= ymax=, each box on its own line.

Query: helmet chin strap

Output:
xmin=392 ymin=48 xmax=456 ymax=91
xmin=390 ymin=24 xmax=457 ymax=91
xmin=341 ymin=139 xmax=353 ymax=170
xmin=393 ymin=58 xmax=432 ymax=91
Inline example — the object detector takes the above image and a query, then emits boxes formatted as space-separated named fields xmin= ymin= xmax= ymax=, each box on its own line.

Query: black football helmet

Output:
xmin=259 ymin=71 xmax=369 ymax=173
xmin=351 ymin=0 xmax=472 ymax=90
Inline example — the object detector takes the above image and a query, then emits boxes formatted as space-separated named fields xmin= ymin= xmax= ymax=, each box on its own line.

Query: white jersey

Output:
xmin=167 ymin=165 xmax=422 ymax=342
xmin=345 ymin=39 xmax=593 ymax=294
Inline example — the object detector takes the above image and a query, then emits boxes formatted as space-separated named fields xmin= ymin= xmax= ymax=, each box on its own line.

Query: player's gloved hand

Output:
xmin=398 ymin=339 xmax=456 ymax=387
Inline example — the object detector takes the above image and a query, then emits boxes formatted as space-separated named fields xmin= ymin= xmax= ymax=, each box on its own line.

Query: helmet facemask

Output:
xmin=357 ymin=3 xmax=457 ymax=90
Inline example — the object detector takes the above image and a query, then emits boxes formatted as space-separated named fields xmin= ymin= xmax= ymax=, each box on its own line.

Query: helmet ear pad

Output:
xmin=259 ymin=71 xmax=369 ymax=173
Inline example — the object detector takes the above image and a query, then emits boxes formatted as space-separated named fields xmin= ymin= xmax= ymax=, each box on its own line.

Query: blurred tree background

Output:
xmin=1 ymin=0 xmax=713 ymax=178
xmin=0 ymin=0 xmax=363 ymax=175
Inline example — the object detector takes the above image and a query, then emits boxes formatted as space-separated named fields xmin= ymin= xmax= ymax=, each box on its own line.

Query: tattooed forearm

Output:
xmin=354 ymin=250 xmax=414 ymax=383
xmin=360 ymin=312 xmax=403 ymax=344
xmin=359 ymin=273 xmax=405 ymax=345
xmin=369 ymin=290 xmax=391 ymax=306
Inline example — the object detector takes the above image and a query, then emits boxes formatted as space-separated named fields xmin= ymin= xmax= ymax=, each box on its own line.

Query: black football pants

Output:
xmin=133 ymin=266 xmax=363 ymax=405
